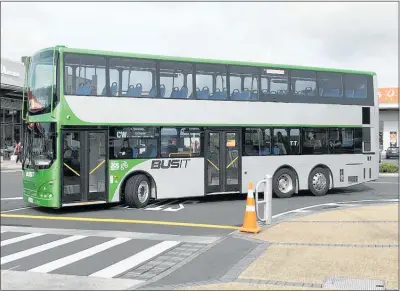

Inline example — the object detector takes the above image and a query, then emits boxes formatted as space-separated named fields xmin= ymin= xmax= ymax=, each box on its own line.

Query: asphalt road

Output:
xmin=1 ymin=170 xmax=399 ymax=289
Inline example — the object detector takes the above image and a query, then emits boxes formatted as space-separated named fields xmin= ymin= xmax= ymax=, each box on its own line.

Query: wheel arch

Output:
xmin=309 ymin=164 xmax=334 ymax=189
xmin=273 ymin=164 xmax=300 ymax=193
xmin=120 ymin=170 xmax=157 ymax=202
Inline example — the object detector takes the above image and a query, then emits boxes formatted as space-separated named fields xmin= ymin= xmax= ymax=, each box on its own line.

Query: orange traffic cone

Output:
xmin=239 ymin=181 xmax=261 ymax=233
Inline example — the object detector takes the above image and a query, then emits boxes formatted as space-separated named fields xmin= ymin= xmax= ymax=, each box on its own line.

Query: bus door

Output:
xmin=61 ymin=130 xmax=108 ymax=205
xmin=204 ymin=129 xmax=241 ymax=193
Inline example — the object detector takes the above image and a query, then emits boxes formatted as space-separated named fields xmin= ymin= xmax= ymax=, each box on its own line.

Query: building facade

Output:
xmin=1 ymin=57 xmax=25 ymax=159
xmin=379 ymin=87 xmax=399 ymax=152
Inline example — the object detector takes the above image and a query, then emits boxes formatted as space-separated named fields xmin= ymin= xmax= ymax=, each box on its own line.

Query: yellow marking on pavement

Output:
xmin=0 ymin=214 xmax=240 ymax=230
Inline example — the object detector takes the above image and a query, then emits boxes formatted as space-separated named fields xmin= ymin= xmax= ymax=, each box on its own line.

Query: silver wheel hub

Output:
xmin=312 ymin=173 xmax=327 ymax=191
xmin=278 ymin=174 xmax=293 ymax=194
xmin=137 ymin=181 xmax=149 ymax=203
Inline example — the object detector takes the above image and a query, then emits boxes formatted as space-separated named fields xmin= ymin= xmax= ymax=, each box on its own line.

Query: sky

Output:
xmin=1 ymin=1 xmax=398 ymax=87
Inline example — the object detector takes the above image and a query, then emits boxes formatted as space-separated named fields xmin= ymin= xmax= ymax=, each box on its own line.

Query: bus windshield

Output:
xmin=27 ymin=50 xmax=57 ymax=113
xmin=23 ymin=122 xmax=57 ymax=169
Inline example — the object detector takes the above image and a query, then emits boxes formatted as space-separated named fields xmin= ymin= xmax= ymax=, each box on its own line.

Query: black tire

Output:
xmin=308 ymin=167 xmax=330 ymax=196
xmin=124 ymin=174 xmax=151 ymax=208
xmin=273 ymin=168 xmax=297 ymax=198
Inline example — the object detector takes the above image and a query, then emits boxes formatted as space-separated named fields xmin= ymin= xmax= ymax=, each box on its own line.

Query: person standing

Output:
xmin=14 ymin=140 xmax=22 ymax=163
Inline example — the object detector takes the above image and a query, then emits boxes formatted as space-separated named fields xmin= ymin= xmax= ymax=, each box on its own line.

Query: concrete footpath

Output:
xmin=175 ymin=203 xmax=399 ymax=290
xmin=0 ymin=160 xmax=22 ymax=171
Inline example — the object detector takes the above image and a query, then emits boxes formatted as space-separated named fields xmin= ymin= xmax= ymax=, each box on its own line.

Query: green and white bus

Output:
xmin=21 ymin=45 xmax=379 ymax=208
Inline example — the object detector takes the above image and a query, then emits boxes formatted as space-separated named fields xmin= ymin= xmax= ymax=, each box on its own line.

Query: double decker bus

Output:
xmin=21 ymin=46 xmax=379 ymax=208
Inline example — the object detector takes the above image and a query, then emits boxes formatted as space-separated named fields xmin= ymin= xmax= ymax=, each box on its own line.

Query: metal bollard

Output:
xmin=265 ymin=174 xmax=272 ymax=225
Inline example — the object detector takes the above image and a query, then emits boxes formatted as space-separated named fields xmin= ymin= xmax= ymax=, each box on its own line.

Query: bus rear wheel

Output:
xmin=273 ymin=168 xmax=296 ymax=198
xmin=125 ymin=174 xmax=151 ymax=208
xmin=308 ymin=167 xmax=330 ymax=196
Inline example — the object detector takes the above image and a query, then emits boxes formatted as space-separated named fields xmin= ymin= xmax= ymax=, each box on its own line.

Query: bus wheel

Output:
xmin=308 ymin=167 xmax=330 ymax=196
xmin=125 ymin=174 xmax=151 ymax=208
xmin=273 ymin=168 xmax=296 ymax=198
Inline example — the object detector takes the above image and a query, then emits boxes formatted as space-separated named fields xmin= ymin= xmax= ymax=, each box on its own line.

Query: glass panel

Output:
xmin=64 ymin=54 xmax=106 ymax=96
xmin=89 ymin=132 xmax=106 ymax=193
xmin=260 ymin=68 xmax=288 ymax=97
xmin=317 ymin=72 xmax=343 ymax=97
xmin=272 ymin=128 xmax=289 ymax=155
xmin=230 ymin=66 xmax=259 ymax=101
xmin=160 ymin=61 xmax=193 ymax=99
xmin=225 ymin=132 xmax=239 ymax=185
xmin=196 ymin=63 xmax=227 ymax=100
xmin=344 ymin=74 xmax=367 ymax=99
xmin=23 ymin=122 xmax=56 ymax=168
xmin=63 ymin=132 xmax=81 ymax=196
xmin=161 ymin=127 xmax=201 ymax=158
xmin=111 ymin=57 xmax=156 ymax=97
xmin=303 ymin=128 xmax=329 ymax=154
xmin=291 ymin=70 xmax=317 ymax=96
xmin=244 ymin=128 xmax=262 ymax=156
xmin=207 ymin=132 xmax=220 ymax=186
xmin=28 ymin=50 xmax=57 ymax=112
xmin=109 ymin=127 xmax=159 ymax=159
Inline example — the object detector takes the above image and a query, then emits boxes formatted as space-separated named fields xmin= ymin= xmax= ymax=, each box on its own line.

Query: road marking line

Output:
xmin=0 ymin=235 xmax=85 ymax=265
xmin=366 ymin=181 xmax=399 ymax=184
xmin=89 ymin=240 xmax=180 ymax=278
xmin=1 ymin=206 xmax=36 ymax=213
xmin=1 ymin=197 xmax=23 ymax=201
xmin=0 ymin=214 xmax=240 ymax=230
xmin=29 ymin=237 xmax=131 ymax=273
xmin=1 ymin=233 xmax=44 ymax=246
xmin=0 ymin=226 xmax=220 ymax=244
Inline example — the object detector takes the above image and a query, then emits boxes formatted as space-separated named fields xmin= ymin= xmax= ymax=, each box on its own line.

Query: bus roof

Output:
xmin=35 ymin=45 xmax=376 ymax=76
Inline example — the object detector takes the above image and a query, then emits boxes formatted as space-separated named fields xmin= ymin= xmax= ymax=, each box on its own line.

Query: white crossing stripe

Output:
xmin=1 ymin=235 xmax=85 ymax=265
xmin=89 ymin=240 xmax=181 ymax=278
xmin=1 ymin=233 xmax=44 ymax=246
xmin=29 ymin=237 xmax=132 ymax=273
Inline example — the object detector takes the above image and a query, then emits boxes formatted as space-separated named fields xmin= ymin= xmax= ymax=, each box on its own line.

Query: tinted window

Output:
xmin=230 ymin=66 xmax=259 ymax=101
xmin=291 ymin=70 xmax=316 ymax=96
xmin=160 ymin=61 xmax=193 ymax=99
xmin=272 ymin=128 xmax=289 ymax=155
xmin=263 ymin=129 xmax=272 ymax=155
xmin=260 ymin=68 xmax=289 ymax=97
xmin=317 ymin=72 xmax=343 ymax=97
xmin=328 ymin=128 xmax=356 ymax=154
xmin=161 ymin=127 xmax=202 ymax=158
xmin=302 ymin=128 xmax=328 ymax=154
xmin=109 ymin=127 xmax=159 ymax=159
xmin=289 ymin=129 xmax=301 ymax=154
xmin=110 ymin=58 xmax=156 ymax=98
xmin=362 ymin=127 xmax=371 ymax=152
xmin=243 ymin=128 xmax=262 ymax=156
xmin=64 ymin=54 xmax=106 ymax=96
xmin=196 ymin=64 xmax=227 ymax=100
xmin=344 ymin=74 xmax=367 ymax=98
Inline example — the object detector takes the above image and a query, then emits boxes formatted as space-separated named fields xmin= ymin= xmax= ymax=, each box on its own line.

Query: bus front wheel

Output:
xmin=125 ymin=174 xmax=151 ymax=208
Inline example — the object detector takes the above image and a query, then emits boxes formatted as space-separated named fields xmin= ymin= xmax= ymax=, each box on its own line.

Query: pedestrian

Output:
xmin=14 ymin=140 xmax=22 ymax=163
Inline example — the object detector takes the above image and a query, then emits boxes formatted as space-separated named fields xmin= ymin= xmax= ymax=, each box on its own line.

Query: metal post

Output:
xmin=265 ymin=174 xmax=273 ymax=225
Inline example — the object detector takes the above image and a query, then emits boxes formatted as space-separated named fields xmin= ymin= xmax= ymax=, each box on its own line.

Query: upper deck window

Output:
xmin=344 ymin=74 xmax=367 ymax=99
xmin=196 ymin=63 xmax=227 ymax=100
xmin=317 ymin=72 xmax=343 ymax=97
xmin=291 ymin=70 xmax=317 ymax=96
xmin=64 ymin=54 xmax=106 ymax=96
xmin=230 ymin=66 xmax=259 ymax=101
xmin=160 ymin=61 xmax=193 ymax=99
xmin=110 ymin=58 xmax=156 ymax=97
xmin=260 ymin=69 xmax=289 ymax=97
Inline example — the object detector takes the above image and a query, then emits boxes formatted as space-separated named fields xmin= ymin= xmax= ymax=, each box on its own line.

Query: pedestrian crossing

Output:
xmin=1 ymin=226 xmax=212 ymax=284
